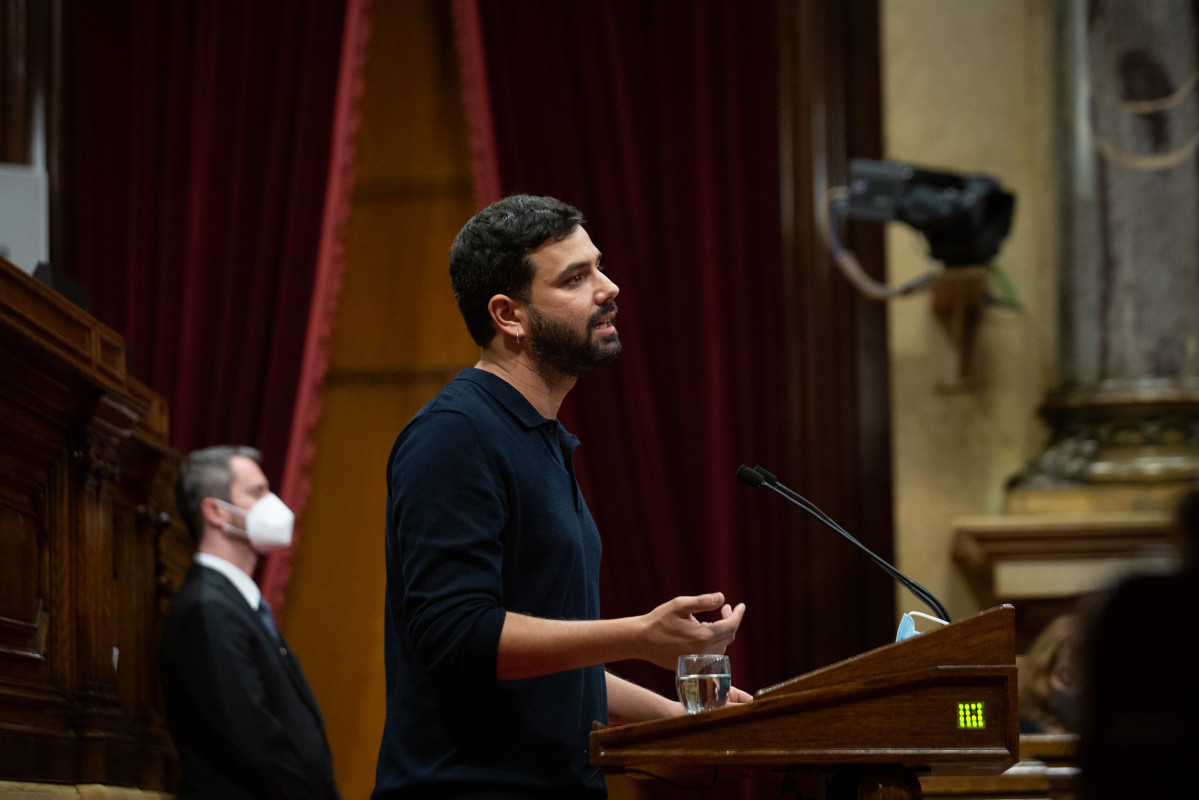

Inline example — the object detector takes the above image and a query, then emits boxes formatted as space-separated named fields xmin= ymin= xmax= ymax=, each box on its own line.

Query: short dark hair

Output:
xmin=449 ymin=195 xmax=584 ymax=346
xmin=175 ymin=445 xmax=261 ymax=544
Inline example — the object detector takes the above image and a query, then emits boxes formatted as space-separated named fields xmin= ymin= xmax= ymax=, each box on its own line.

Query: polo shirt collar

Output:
xmin=457 ymin=367 xmax=584 ymax=506
xmin=457 ymin=367 xmax=559 ymax=430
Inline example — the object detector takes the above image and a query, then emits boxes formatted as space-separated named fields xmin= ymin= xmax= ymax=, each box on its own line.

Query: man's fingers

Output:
xmin=677 ymin=592 xmax=726 ymax=616
xmin=713 ymin=602 xmax=746 ymax=627
xmin=728 ymin=686 xmax=754 ymax=704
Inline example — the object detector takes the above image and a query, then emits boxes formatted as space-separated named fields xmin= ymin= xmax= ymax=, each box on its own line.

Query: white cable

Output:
xmin=819 ymin=186 xmax=939 ymax=300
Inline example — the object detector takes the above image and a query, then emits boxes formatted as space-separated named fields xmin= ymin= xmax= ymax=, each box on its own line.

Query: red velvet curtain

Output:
xmin=63 ymin=0 xmax=366 ymax=608
xmin=456 ymin=0 xmax=797 ymax=735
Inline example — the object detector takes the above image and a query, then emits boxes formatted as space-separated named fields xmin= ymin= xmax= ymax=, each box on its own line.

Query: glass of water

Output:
xmin=675 ymin=654 xmax=732 ymax=714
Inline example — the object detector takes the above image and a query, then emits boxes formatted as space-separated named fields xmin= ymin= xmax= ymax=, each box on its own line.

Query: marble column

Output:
xmin=1014 ymin=0 xmax=1199 ymax=502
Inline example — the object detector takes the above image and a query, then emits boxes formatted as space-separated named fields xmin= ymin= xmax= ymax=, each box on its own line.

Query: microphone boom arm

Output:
xmin=736 ymin=464 xmax=950 ymax=622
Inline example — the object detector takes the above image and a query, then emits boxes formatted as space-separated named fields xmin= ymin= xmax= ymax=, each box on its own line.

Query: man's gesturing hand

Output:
xmin=638 ymin=593 xmax=746 ymax=669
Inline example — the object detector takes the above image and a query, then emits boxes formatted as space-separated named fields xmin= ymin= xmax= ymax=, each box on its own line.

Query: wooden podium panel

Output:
xmin=592 ymin=606 xmax=1018 ymax=788
xmin=0 ymin=257 xmax=185 ymax=789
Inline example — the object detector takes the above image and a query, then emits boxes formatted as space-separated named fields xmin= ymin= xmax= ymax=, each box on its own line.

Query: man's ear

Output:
xmin=487 ymin=294 xmax=527 ymax=342
xmin=200 ymin=496 xmax=226 ymax=529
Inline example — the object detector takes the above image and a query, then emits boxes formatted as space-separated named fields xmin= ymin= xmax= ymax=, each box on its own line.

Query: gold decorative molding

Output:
xmin=1013 ymin=379 xmax=1199 ymax=488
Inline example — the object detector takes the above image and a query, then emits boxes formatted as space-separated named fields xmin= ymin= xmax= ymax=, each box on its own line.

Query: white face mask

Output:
xmin=212 ymin=493 xmax=295 ymax=553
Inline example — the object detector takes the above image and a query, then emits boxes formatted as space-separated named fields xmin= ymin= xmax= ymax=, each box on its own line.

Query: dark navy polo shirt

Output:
xmin=373 ymin=368 xmax=607 ymax=799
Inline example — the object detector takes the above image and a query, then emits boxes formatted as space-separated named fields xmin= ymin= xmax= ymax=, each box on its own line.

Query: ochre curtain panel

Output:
xmin=455 ymin=0 xmax=797 ymax=771
xmin=63 ymin=0 xmax=366 ymax=609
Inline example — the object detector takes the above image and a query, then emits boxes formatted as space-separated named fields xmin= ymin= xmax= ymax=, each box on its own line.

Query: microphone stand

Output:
xmin=736 ymin=464 xmax=950 ymax=622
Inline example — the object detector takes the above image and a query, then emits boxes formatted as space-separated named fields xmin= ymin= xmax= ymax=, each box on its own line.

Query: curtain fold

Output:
xmin=451 ymin=0 xmax=503 ymax=208
xmin=259 ymin=0 xmax=372 ymax=611
xmin=65 ymin=0 xmax=362 ymax=609
xmin=454 ymin=0 xmax=793 ymax=756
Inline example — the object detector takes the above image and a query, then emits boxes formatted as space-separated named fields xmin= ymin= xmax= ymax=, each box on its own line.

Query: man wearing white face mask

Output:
xmin=159 ymin=445 xmax=341 ymax=800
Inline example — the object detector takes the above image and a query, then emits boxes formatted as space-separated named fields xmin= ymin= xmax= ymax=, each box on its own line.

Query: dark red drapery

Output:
xmin=63 ymin=0 xmax=367 ymax=609
xmin=455 ymin=0 xmax=798 ymax=723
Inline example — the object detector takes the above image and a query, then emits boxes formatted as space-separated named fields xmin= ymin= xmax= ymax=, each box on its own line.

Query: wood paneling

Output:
xmin=279 ymin=2 xmax=478 ymax=798
xmin=334 ymin=196 xmax=477 ymax=369
xmin=777 ymin=0 xmax=894 ymax=670
xmin=0 ymin=257 xmax=183 ymax=789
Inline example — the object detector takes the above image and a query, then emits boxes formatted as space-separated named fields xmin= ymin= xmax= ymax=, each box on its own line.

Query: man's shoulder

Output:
xmin=164 ymin=566 xmax=248 ymax=623
xmin=387 ymin=378 xmax=521 ymax=491
xmin=400 ymin=374 xmax=510 ymax=439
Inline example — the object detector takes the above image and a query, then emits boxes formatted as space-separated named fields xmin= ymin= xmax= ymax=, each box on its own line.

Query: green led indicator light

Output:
xmin=957 ymin=701 xmax=986 ymax=729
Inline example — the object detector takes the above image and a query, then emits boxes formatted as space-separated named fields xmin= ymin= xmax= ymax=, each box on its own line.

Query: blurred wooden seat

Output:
xmin=921 ymin=734 xmax=1078 ymax=800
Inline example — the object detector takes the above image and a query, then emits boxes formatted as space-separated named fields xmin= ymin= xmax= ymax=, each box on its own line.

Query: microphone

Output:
xmin=735 ymin=464 xmax=951 ymax=622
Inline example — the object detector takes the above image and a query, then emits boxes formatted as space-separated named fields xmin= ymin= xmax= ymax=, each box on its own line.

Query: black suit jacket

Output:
xmin=160 ymin=563 xmax=341 ymax=800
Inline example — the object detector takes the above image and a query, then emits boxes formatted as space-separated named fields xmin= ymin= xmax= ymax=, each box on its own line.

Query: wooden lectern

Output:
xmin=592 ymin=605 xmax=1018 ymax=798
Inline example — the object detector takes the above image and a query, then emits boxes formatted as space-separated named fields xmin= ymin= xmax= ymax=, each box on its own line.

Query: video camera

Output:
xmin=845 ymin=159 xmax=1015 ymax=267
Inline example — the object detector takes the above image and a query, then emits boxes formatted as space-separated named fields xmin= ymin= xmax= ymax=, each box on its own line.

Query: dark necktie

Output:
xmin=257 ymin=598 xmax=281 ymax=644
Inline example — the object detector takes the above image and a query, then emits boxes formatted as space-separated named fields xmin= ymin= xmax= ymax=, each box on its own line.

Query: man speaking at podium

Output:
xmin=371 ymin=195 xmax=749 ymax=799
